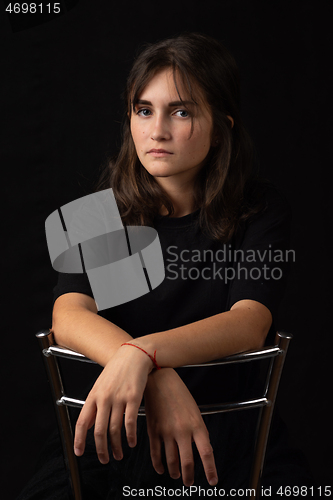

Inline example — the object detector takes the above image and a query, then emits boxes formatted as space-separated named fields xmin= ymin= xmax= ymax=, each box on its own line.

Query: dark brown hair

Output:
xmin=95 ymin=32 xmax=265 ymax=241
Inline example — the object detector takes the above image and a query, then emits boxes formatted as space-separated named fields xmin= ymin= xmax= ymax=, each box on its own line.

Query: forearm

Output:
xmin=52 ymin=293 xmax=133 ymax=367
xmin=52 ymin=294 xmax=271 ymax=370
xmin=130 ymin=300 xmax=272 ymax=369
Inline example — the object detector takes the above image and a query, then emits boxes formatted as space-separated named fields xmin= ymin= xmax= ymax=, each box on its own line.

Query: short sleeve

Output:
xmin=53 ymin=271 xmax=94 ymax=304
xmin=227 ymin=184 xmax=293 ymax=324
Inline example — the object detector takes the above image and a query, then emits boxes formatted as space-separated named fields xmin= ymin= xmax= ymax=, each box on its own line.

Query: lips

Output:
xmin=147 ymin=148 xmax=173 ymax=157
xmin=148 ymin=149 xmax=173 ymax=154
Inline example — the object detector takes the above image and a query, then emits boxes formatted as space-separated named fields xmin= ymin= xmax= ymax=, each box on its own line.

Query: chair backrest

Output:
xmin=36 ymin=329 xmax=292 ymax=500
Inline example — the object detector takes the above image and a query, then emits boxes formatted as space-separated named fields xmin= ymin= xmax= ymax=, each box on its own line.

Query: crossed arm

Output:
xmin=52 ymin=292 xmax=272 ymax=486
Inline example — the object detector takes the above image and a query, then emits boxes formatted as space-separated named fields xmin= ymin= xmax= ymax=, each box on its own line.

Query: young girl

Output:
xmin=19 ymin=32 xmax=312 ymax=499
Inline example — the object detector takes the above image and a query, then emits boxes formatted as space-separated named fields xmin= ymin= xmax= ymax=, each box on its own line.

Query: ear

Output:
xmin=227 ymin=115 xmax=234 ymax=128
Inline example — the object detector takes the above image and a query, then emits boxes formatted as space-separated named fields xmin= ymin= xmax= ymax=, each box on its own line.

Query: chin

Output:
xmin=142 ymin=164 xmax=178 ymax=178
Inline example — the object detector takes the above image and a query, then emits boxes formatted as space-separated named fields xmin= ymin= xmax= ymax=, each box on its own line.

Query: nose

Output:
xmin=150 ymin=114 xmax=171 ymax=142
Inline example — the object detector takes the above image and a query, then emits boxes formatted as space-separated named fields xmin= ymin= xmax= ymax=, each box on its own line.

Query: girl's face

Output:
xmin=130 ymin=68 xmax=214 ymax=187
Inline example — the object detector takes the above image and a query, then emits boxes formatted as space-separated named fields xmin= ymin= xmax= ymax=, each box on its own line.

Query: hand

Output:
xmin=144 ymin=368 xmax=218 ymax=487
xmin=74 ymin=344 xmax=153 ymax=463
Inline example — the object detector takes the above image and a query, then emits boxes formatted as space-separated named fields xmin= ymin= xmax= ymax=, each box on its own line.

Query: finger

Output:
xmin=94 ymin=402 xmax=112 ymax=464
xmin=74 ymin=401 xmax=96 ymax=457
xmin=194 ymin=430 xmax=218 ymax=486
xmin=148 ymin=433 xmax=164 ymax=475
xmin=164 ymin=439 xmax=181 ymax=480
xmin=109 ymin=404 xmax=125 ymax=461
xmin=177 ymin=437 xmax=195 ymax=487
xmin=124 ymin=401 xmax=139 ymax=449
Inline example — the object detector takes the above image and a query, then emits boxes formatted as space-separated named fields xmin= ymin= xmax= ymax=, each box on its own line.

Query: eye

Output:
xmin=136 ymin=108 xmax=152 ymax=117
xmin=174 ymin=109 xmax=190 ymax=118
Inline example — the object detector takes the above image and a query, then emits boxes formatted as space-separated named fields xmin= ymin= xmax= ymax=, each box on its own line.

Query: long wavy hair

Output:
xmin=95 ymin=32 xmax=266 ymax=241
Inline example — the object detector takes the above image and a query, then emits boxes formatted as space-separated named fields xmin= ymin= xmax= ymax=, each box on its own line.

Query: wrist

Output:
xmin=120 ymin=342 xmax=161 ymax=372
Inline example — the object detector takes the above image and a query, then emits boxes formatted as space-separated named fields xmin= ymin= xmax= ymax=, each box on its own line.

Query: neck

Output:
xmin=158 ymin=179 xmax=197 ymax=217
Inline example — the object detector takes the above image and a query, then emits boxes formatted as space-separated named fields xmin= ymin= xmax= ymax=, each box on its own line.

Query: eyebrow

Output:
xmin=135 ymin=99 xmax=196 ymax=107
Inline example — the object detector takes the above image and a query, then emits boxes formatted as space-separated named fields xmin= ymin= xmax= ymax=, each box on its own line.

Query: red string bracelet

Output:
xmin=121 ymin=342 xmax=161 ymax=370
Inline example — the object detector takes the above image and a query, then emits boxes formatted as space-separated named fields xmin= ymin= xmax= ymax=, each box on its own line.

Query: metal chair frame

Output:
xmin=36 ymin=329 xmax=292 ymax=500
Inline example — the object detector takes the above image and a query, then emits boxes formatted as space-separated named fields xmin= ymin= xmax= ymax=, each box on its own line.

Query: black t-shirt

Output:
xmin=53 ymin=182 xmax=292 ymax=404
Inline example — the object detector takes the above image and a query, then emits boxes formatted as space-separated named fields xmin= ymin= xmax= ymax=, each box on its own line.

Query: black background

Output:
xmin=1 ymin=0 xmax=332 ymax=497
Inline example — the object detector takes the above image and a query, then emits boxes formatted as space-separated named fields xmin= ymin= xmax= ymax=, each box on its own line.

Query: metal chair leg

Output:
xmin=36 ymin=329 xmax=83 ymax=500
xmin=249 ymin=331 xmax=293 ymax=498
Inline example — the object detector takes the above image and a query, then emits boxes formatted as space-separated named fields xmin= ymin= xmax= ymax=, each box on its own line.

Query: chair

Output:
xmin=36 ymin=329 xmax=292 ymax=500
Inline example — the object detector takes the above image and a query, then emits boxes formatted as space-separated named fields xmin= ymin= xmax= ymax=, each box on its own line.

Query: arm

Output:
xmin=53 ymin=293 xmax=271 ymax=369
xmin=144 ymin=368 xmax=218 ymax=486
xmin=52 ymin=292 xmax=133 ymax=366
xmin=52 ymin=293 xmax=270 ymax=487
xmin=52 ymin=292 xmax=219 ymax=486
xmin=123 ymin=299 xmax=272 ymax=368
